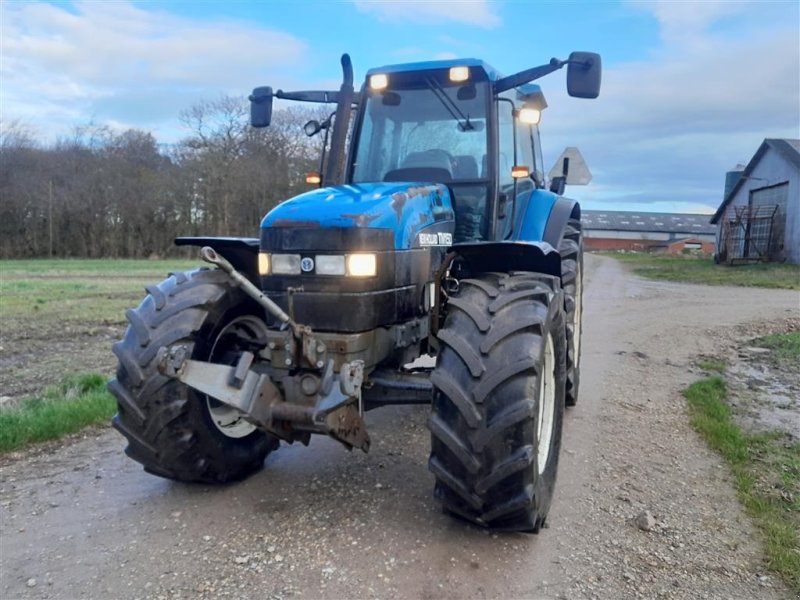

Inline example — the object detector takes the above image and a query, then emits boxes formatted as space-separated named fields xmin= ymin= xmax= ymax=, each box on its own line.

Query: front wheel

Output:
xmin=108 ymin=268 xmax=277 ymax=483
xmin=428 ymin=271 xmax=567 ymax=531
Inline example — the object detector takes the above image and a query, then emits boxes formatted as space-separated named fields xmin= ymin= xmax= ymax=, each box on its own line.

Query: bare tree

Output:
xmin=0 ymin=100 xmax=330 ymax=258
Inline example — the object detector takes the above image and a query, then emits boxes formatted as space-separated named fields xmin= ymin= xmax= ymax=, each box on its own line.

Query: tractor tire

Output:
xmin=428 ymin=271 xmax=566 ymax=531
xmin=108 ymin=268 xmax=277 ymax=483
xmin=559 ymin=218 xmax=583 ymax=407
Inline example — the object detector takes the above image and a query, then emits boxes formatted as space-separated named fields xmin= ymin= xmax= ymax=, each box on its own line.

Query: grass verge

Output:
xmin=0 ymin=373 xmax=115 ymax=454
xmin=684 ymin=377 xmax=800 ymax=593
xmin=604 ymin=253 xmax=800 ymax=290
xmin=750 ymin=331 xmax=800 ymax=365
xmin=696 ymin=358 xmax=726 ymax=373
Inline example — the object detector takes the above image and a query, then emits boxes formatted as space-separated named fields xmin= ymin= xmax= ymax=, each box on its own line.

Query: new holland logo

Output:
xmin=300 ymin=257 xmax=315 ymax=272
xmin=417 ymin=232 xmax=453 ymax=247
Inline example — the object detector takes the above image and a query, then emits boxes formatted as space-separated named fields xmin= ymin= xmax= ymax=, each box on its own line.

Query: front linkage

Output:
xmin=157 ymin=247 xmax=370 ymax=452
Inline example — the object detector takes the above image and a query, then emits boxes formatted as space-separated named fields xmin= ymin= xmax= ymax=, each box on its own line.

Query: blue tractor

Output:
xmin=110 ymin=52 xmax=601 ymax=532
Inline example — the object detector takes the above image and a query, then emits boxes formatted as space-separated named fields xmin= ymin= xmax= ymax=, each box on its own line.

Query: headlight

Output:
xmin=347 ymin=253 xmax=377 ymax=277
xmin=259 ymin=252 xmax=376 ymax=277
xmin=315 ymin=255 xmax=346 ymax=275
xmin=271 ymin=254 xmax=301 ymax=274
xmin=258 ymin=252 xmax=270 ymax=276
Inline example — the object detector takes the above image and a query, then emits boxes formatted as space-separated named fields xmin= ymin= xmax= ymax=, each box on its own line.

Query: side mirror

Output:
xmin=304 ymin=120 xmax=321 ymax=137
xmin=567 ymin=52 xmax=601 ymax=99
xmin=249 ymin=86 xmax=274 ymax=128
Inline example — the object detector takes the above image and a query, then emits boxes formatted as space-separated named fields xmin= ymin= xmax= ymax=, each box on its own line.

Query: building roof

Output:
xmin=710 ymin=138 xmax=800 ymax=224
xmin=582 ymin=210 xmax=717 ymax=235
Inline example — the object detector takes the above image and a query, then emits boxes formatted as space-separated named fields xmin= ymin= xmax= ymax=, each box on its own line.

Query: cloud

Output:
xmin=542 ymin=2 xmax=799 ymax=212
xmin=628 ymin=0 xmax=750 ymax=44
xmin=0 ymin=1 xmax=307 ymax=141
xmin=353 ymin=0 xmax=501 ymax=28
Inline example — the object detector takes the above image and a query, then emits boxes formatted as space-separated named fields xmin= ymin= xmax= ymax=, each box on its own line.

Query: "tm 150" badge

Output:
xmin=417 ymin=232 xmax=453 ymax=247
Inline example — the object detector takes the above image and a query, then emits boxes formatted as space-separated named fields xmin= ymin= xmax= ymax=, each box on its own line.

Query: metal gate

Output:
xmin=718 ymin=203 xmax=780 ymax=263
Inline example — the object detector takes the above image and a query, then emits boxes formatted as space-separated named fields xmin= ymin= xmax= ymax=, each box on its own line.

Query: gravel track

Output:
xmin=1 ymin=255 xmax=797 ymax=599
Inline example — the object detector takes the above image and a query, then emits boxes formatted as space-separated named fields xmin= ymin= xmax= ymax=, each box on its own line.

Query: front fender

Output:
xmin=451 ymin=240 xmax=561 ymax=278
xmin=175 ymin=236 xmax=259 ymax=282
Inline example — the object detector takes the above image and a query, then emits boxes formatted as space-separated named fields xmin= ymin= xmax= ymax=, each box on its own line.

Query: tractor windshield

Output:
xmin=350 ymin=72 xmax=490 ymax=185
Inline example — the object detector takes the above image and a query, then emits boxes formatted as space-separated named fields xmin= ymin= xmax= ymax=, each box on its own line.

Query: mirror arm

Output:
xmin=493 ymin=58 xmax=565 ymax=94
xmin=564 ymin=57 xmax=597 ymax=70
xmin=493 ymin=55 xmax=596 ymax=95
xmin=274 ymin=90 xmax=340 ymax=103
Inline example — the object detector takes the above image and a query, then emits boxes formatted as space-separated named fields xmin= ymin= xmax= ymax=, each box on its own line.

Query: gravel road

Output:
xmin=2 ymin=255 xmax=798 ymax=600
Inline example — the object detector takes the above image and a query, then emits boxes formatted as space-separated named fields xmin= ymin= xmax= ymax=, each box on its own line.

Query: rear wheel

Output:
xmin=559 ymin=218 xmax=583 ymax=407
xmin=108 ymin=268 xmax=277 ymax=483
xmin=428 ymin=272 xmax=566 ymax=531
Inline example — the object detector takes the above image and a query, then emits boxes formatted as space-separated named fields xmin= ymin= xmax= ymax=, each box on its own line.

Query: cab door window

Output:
xmin=498 ymin=91 xmax=535 ymax=194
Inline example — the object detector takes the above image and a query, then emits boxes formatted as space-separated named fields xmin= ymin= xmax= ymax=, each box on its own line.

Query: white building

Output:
xmin=711 ymin=139 xmax=800 ymax=264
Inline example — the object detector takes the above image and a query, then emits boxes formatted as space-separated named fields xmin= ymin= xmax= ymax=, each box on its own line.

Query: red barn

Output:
xmin=582 ymin=211 xmax=716 ymax=253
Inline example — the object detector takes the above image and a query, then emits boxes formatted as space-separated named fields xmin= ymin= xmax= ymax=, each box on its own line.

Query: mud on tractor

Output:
xmin=110 ymin=52 xmax=601 ymax=532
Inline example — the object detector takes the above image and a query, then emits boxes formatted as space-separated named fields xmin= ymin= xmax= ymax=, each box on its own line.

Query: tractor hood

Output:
xmin=261 ymin=182 xmax=455 ymax=250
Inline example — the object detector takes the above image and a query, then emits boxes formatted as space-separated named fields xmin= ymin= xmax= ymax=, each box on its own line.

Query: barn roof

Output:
xmin=710 ymin=138 xmax=800 ymax=224
xmin=582 ymin=210 xmax=717 ymax=235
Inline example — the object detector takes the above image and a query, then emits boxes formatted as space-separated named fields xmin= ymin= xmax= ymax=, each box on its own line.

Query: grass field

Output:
xmin=605 ymin=253 xmax=800 ymax=290
xmin=0 ymin=258 xmax=207 ymax=454
xmin=1 ymin=258 xmax=199 ymax=323
xmin=0 ymin=258 xmax=200 ymax=402
xmin=684 ymin=376 xmax=800 ymax=594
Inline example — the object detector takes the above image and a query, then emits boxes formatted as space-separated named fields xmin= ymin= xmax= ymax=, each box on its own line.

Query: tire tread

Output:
xmin=428 ymin=272 xmax=566 ymax=531
xmin=108 ymin=268 xmax=274 ymax=483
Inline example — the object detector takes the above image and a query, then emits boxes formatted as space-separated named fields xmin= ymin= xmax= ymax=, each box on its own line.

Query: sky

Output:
xmin=1 ymin=0 xmax=799 ymax=214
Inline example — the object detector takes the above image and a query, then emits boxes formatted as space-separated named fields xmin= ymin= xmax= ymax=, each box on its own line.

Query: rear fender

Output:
xmin=542 ymin=198 xmax=581 ymax=249
xmin=175 ymin=237 xmax=260 ymax=283
xmin=513 ymin=190 xmax=580 ymax=249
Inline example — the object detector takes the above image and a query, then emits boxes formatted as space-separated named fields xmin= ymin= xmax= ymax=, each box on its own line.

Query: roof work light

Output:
xmin=448 ymin=66 xmax=470 ymax=82
xmin=369 ymin=73 xmax=388 ymax=90
xmin=518 ymin=107 xmax=542 ymax=125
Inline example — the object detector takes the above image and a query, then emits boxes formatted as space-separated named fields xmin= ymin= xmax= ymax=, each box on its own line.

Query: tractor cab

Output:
xmin=248 ymin=53 xmax=597 ymax=243
xmin=348 ymin=60 xmax=547 ymax=242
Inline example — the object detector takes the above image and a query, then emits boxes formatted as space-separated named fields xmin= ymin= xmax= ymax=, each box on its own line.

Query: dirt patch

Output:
xmin=0 ymin=319 xmax=123 ymax=400
xmin=697 ymin=318 xmax=800 ymax=439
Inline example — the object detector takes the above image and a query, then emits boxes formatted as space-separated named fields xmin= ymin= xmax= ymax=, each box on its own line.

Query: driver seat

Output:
xmin=384 ymin=150 xmax=452 ymax=183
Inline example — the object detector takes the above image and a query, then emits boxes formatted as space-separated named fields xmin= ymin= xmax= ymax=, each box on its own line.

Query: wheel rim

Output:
xmin=537 ymin=332 xmax=556 ymax=475
xmin=206 ymin=315 xmax=269 ymax=439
